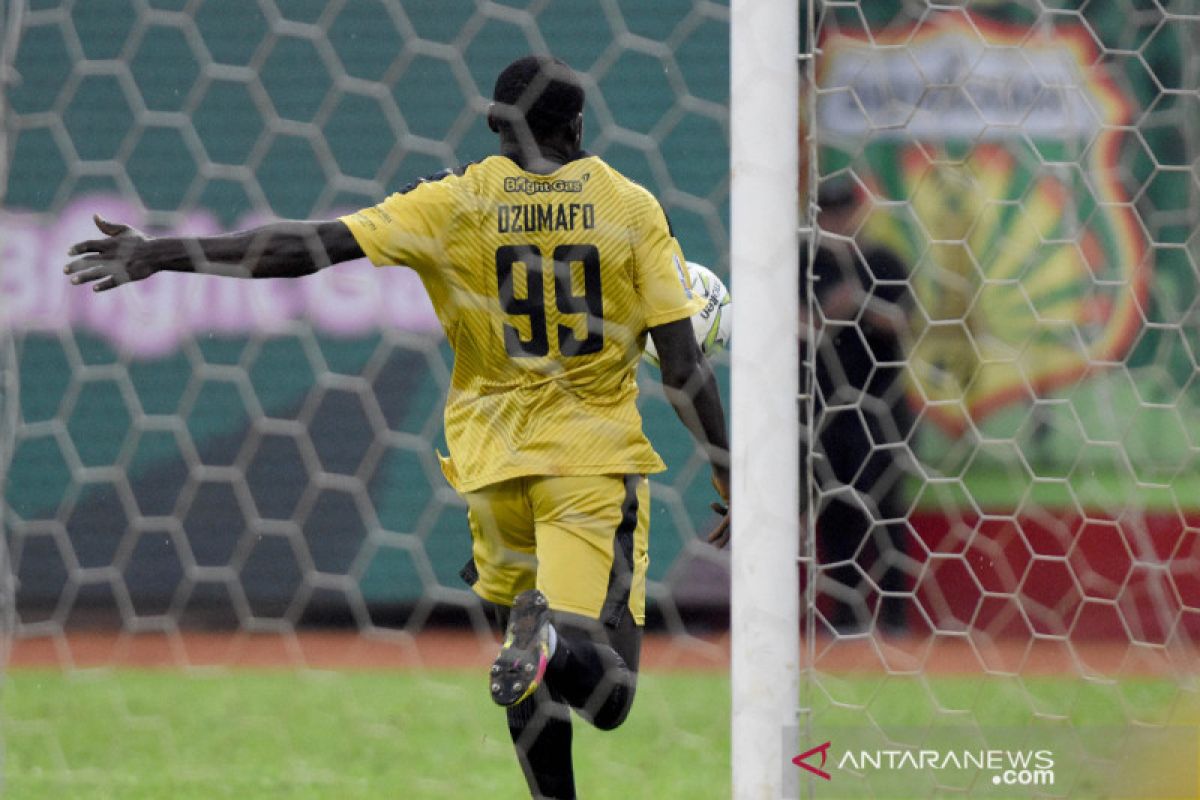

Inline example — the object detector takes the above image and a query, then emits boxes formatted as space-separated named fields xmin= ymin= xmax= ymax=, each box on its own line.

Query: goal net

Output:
xmin=776 ymin=1 xmax=1200 ymax=797
xmin=4 ymin=0 xmax=1199 ymax=797
xmin=1 ymin=2 xmax=733 ymax=796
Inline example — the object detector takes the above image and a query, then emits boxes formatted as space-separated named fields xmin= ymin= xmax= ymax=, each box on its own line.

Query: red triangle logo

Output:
xmin=792 ymin=741 xmax=832 ymax=781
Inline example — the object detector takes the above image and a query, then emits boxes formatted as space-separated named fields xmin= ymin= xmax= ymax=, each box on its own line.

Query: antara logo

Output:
xmin=792 ymin=741 xmax=832 ymax=781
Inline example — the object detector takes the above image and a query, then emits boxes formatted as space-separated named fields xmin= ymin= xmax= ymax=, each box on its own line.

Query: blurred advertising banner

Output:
xmin=1 ymin=197 xmax=441 ymax=356
xmin=815 ymin=4 xmax=1198 ymax=496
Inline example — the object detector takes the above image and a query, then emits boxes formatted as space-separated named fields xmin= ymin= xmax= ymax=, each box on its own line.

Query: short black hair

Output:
xmin=817 ymin=176 xmax=857 ymax=211
xmin=492 ymin=56 xmax=584 ymax=138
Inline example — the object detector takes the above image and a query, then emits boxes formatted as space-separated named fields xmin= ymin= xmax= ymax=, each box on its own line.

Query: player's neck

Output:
xmin=498 ymin=136 xmax=578 ymax=175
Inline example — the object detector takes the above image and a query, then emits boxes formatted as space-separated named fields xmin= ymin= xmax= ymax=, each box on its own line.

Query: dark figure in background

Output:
xmin=802 ymin=178 xmax=915 ymax=635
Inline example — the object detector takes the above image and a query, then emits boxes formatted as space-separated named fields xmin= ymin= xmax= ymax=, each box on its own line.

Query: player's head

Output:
xmin=817 ymin=176 xmax=860 ymax=236
xmin=488 ymin=56 xmax=584 ymax=149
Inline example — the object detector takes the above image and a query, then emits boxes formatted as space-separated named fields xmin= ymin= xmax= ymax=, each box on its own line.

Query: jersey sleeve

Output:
xmin=339 ymin=177 xmax=458 ymax=270
xmin=631 ymin=189 xmax=703 ymax=328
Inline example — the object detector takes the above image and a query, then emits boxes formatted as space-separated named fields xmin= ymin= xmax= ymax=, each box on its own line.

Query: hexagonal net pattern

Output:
xmin=798 ymin=1 xmax=1200 ymax=795
xmin=1 ymin=2 xmax=735 ymax=796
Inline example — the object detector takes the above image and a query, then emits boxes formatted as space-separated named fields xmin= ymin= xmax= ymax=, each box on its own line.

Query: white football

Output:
xmin=643 ymin=261 xmax=731 ymax=367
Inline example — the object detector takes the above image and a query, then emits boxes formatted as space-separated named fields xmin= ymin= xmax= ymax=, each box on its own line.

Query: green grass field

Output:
xmin=4 ymin=669 xmax=1193 ymax=799
xmin=5 ymin=670 xmax=730 ymax=799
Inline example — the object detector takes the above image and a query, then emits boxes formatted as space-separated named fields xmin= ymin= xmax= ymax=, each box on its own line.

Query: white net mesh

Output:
xmin=10 ymin=0 xmax=1198 ymax=795
xmin=2 ymin=2 xmax=733 ymax=796
xmin=800 ymin=1 xmax=1200 ymax=796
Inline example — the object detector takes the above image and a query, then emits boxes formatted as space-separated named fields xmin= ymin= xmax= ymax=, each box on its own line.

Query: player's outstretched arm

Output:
xmin=649 ymin=317 xmax=732 ymax=547
xmin=64 ymin=215 xmax=364 ymax=291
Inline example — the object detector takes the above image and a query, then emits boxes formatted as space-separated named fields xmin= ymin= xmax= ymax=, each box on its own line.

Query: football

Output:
xmin=643 ymin=261 xmax=732 ymax=367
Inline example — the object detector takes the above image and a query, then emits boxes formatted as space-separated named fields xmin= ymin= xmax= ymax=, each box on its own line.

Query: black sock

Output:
xmin=507 ymin=687 xmax=575 ymax=800
xmin=546 ymin=613 xmax=640 ymax=731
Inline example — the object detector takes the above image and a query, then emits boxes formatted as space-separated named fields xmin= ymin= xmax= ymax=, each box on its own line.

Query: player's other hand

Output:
xmin=64 ymin=215 xmax=152 ymax=292
xmin=707 ymin=469 xmax=730 ymax=549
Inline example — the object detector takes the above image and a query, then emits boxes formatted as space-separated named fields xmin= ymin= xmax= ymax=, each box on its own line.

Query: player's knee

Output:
xmin=590 ymin=701 xmax=631 ymax=731
xmin=586 ymin=679 xmax=636 ymax=731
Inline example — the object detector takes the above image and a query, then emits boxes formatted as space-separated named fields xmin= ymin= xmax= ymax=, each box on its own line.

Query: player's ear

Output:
xmin=570 ymin=113 xmax=583 ymax=147
xmin=487 ymin=103 xmax=500 ymax=133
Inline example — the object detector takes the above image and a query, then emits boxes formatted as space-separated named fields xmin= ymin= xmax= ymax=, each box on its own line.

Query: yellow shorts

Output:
xmin=463 ymin=474 xmax=650 ymax=625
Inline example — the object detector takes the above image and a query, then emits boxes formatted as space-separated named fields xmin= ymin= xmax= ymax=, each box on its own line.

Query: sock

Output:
xmin=544 ymin=630 xmax=635 ymax=730
xmin=507 ymin=689 xmax=576 ymax=799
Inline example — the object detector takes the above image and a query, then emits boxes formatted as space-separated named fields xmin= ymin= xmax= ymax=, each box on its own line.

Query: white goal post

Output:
xmin=730 ymin=1 xmax=802 ymax=798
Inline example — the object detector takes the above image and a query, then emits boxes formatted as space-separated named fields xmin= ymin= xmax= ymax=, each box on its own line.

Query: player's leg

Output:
xmin=872 ymin=471 xmax=910 ymax=633
xmin=489 ymin=591 xmax=642 ymax=800
xmin=817 ymin=492 xmax=872 ymax=633
xmin=472 ymin=473 xmax=650 ymax=798
xmin=817 ymin=409 xmax=876 ymax=633
xmin=854 ymin=437 xmax=911 ymax=633
xmin=462 ymin=480 xmax=576 ymax=799
xmin=529 ymin=473 xmax=649 ymax=728
xmin=463 ymin=478 xmax=538 ymax=612
xmin=878 ymin=397 xmax=917 ymax=632
xmin=545 ymin=602 xmax=642 ymax=730
xmin=505 ymin=680 xmax=575 ymax=800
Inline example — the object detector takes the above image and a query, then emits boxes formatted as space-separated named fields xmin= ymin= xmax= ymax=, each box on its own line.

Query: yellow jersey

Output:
xmin=341 ymin=154 xmax=701 ymax=493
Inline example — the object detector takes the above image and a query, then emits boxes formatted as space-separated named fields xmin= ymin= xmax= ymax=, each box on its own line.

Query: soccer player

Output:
xmin=64 ymin=55 xmax=731 ymax=799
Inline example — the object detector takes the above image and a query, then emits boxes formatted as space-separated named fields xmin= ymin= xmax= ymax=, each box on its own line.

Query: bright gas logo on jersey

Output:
xmin=503 ymin=176 xmax=585 ymax=194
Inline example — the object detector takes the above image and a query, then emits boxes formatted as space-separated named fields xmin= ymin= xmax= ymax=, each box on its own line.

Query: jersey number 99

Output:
xmin=496 ymin=244 xmax=604 ymax=358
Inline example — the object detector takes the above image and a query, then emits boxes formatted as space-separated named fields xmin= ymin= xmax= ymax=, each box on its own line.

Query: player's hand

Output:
xmin=706 ymin=469 xmax=731 ymax=549
xmin=706 ymin=500 xmax=730 ymax=549
xmin=64 ymin=215 xmax=152 ymax=292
